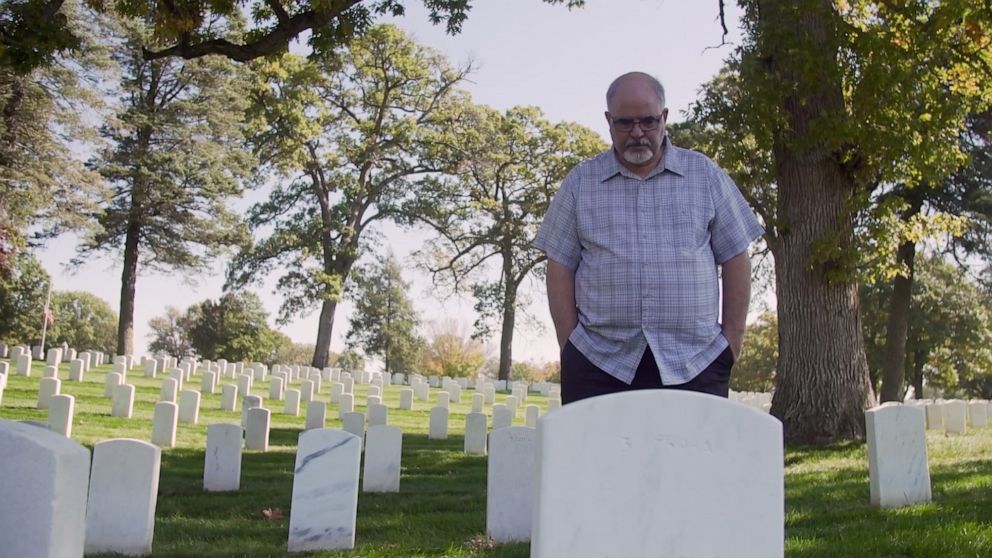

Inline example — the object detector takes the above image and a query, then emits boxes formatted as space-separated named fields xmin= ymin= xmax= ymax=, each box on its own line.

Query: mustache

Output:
xmin=625 ymin=139 xmax=652 ymax=148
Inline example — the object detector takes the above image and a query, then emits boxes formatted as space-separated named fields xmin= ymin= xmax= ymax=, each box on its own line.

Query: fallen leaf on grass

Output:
xmin=261 ymin=507 xmax=284 ymax=520
xmin=462 ymin=534 xmax=495 ymax=550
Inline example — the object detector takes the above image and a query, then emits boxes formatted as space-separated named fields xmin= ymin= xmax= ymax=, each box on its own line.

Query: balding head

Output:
xmin=606 ymin=72 xmax=666 ymax=112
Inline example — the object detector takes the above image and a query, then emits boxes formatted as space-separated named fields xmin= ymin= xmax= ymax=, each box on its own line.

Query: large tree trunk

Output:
xmin=117 ymin=221 xmax=140 ymax=356
xmin=879 ymin=240 xmax=917 ymax=402
xmin=761 ymin=0 xmax=875 ymax=444
xmin=498 ymin=280 xmax=517 ymax=382
xmin=879 ymin=192 xmax=923 ymax=402
xmin=311 ymin=298 xmax=338 ymax=369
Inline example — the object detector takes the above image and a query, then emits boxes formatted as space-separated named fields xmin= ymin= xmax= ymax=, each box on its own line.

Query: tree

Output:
xmin=730 ymin=311 xmax=777 ymax=393
xmin=147 ymin=306 xmax=198 ymax=358
xmin=46 ymin=291 xmax=117 ymax=353
xmin=188 ymin=291 xmax=281 ymax=362
xmin=0 ymin=250 xmax=49 ymax=345
xmin=1 ymin=0 xmax=583 ymax=72
xmin=694 ymin=1 xmax=992 ymax=443
xmin=270 ymin=334 xmax=321 ymax=366
xmin=229 ymin=25 xmax=470 ymax=369
xmin=405 ymin=105 xmax=605 ymax=380
xmin=345 ymin=252 xmax=423 ymax=373
xmin=74 ymin=17 xmax=253 ymax=356
xmin=0 ymin=0 xmax=109 ymax=271
xmin=418 ymin=320 xmax=487 ymax=378
xmin=862 ymin=254 xmax=992 ymax=400
xmin=510 ymin=359 xmax=558 ymax=384
xmin=333 ymin=350 xmax=366 ymax=372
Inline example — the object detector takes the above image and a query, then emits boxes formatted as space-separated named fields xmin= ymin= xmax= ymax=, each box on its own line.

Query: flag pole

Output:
xmin=40 ymin=278 xmax=53 ymax=353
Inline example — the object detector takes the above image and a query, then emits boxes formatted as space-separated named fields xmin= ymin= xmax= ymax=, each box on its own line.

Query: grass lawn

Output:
xmin=2 ymin=358 xmax=991 ymax=557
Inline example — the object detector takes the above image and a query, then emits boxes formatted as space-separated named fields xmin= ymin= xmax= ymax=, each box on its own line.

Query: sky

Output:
xmin=35 ymin=0 xmax=746 ymax=366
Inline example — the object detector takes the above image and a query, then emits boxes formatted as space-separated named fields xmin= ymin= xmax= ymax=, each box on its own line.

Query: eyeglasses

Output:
xmin=609 ymin=115 xmax=663 ymax=132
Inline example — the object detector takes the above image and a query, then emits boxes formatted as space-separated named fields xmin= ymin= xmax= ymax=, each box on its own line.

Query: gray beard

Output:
xmin=623 ymin=146 xmax=654 ymax=165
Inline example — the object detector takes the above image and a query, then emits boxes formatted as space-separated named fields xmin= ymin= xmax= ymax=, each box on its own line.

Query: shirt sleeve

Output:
xmin=533 ymin=168 xmax=582 ymax=271
xmin=708 ymin=161 xmax=764 ymax=264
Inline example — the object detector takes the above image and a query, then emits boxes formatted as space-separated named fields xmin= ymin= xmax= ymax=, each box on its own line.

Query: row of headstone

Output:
xmin=0 ymin=420 xmax=161 ymax=557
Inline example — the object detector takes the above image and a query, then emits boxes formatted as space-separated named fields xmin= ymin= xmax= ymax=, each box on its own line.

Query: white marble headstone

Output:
xmin=399 ymin=388 xmax=414 ymax=410
xmin=201 ymin=370 xmax=217 ymax=395
xmin=429 ymin=406 xmax=448 ymax=440
xmin=0 ymin=419 xmax=90 ymax=558
xmin=245 ymin=407 xmax=271 ymax=451
xmin=492 ymin=404 xmax=512 ymax=430
xmin=338 ymin=393 xmax=354 ymax=419
xmin=241 ymin=395 xmax=263 ymax=428
xmin=330 ymin=382 xmax=344 ymax=403
xmin=464 ymin=412 xmax=487 ymax=455
xmin=178 ymin=389 xmax=201 ymax=424
xmin=284 ymin=388 xmax=301 ymax=416
xmin=105 ymin=371 xmax=123 ymax=398
xmin=16 ymin=353 xmax=32 ymax=376
xmin=85 ymin=438 xmax=161 ymax=556
xmin=306 ymin=401 xmax=327 ymax=430
xmin=487 ymin=426 xmax=536 ymax=543
xmin=301 ymin=379 xmax=315 ymax=403
xmin=530 ymin=391 xmax=784 ymax=558
xmin=968 ymin=400 xmax=988 ymax=428
xmin=866 ymin=403 xmax=931 ymax=508
xmin=111 ymin=383 xmax=135 ymax=418
xmin=37 ymin=377 xmax=61 ymax=410
xmin=204 ymin=423 xmax=242 ymax=492
xmin=160 ymin=376 xmax=178 ymax=403
xmin=362 ymin=424 xmax=402 ymax=493
xmin=368 ymin=403 xmax=388 ymax=427
xmin=342 ymin=412 xmax=365 ymax=439
xmin=48 ymin=394 xmax=75 ymax=437
xmin=69 ymin=358 xmax=85 ymax=381
xmin=269 ymin=376 xmax=285 ymax=401
xmin=945 ymin=400 xmax=968 ymax=434
xmin=525 ymin=404 xmax=540 ymax=428
xmin=151 ymin=402 xmax=178 ymax=448
xmin=220 ymin=384 xmax=239 ymax=411
xmin=287 ymin=429 xmax=361 ymax=552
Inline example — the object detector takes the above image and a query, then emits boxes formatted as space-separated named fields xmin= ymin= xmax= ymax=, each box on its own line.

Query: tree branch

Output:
xmin=143 ymin=1 xmax=365 ymax=61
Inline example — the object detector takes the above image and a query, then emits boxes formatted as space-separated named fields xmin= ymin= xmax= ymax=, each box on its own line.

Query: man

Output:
xmin=534 ymin=71 xmax=763 ymax=404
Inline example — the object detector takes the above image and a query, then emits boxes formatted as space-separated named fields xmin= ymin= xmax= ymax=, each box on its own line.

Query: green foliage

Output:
xmin=147 ymin=306 xmax=198 ymax=359
xmin=0 ymin=0 xmax=110 ymax=256
xmin=691 ymin=1 xmax=992 ymax=280
xmin=188 ymin=291 xmax=281 ymax=363
xmin=0 ymin=0 xmax=81 ymax=74
xmin=230 ymin=25 xmax=470 ymax=337
xmin=404 ymin=104 xmax=605 ymax=377
xmin=76 ymin=17 xmax=253 ymax=273
xmin=861 ymin=254 xmax=992 ymax=399
xmin=269 ymin=333 xmax=320 ymax=366
xmin=46 ymin=291 xmax=117 ymax=353
xmin=509 ymin=359 xmax=558 ymax=384
xmin=333 ymin=349 xmax=366 ymax=372
xmin=418 ymin=321 xmax=486 ymax=378
xmin=0 ymin=251 xmax=49 ymax=345
xmin=9 ymin=0 xmax=585 ymax=67
xmin=731 ymin=311 xmax=778 ymax=393
xmin=345 ymin=252 xmax=424 ymax=373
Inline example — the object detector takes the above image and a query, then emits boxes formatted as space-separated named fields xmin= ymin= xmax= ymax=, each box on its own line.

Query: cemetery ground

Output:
xmin=1 ymin=360 xmax=991 ymax=557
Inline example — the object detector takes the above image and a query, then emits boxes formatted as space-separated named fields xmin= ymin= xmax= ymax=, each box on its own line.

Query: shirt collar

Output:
xmin=599 ymin=135 xmax=686 ymax=183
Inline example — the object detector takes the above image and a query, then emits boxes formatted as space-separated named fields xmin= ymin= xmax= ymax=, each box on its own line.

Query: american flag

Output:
xmin=43 ymin=306 xmax=54 ymax=326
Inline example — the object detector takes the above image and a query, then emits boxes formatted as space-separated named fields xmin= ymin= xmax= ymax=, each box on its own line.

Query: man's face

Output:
xmin=605 ymin=77 xmax=668 ymax=172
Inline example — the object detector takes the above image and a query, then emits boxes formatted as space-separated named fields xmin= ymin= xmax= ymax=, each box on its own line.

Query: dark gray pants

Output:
xmin=560 ymin=342 xmax=734 ymax=404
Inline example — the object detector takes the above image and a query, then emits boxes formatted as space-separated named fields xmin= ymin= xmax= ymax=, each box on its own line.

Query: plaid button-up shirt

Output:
xmin=534 ymin=138 xmax=764 ymax=385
